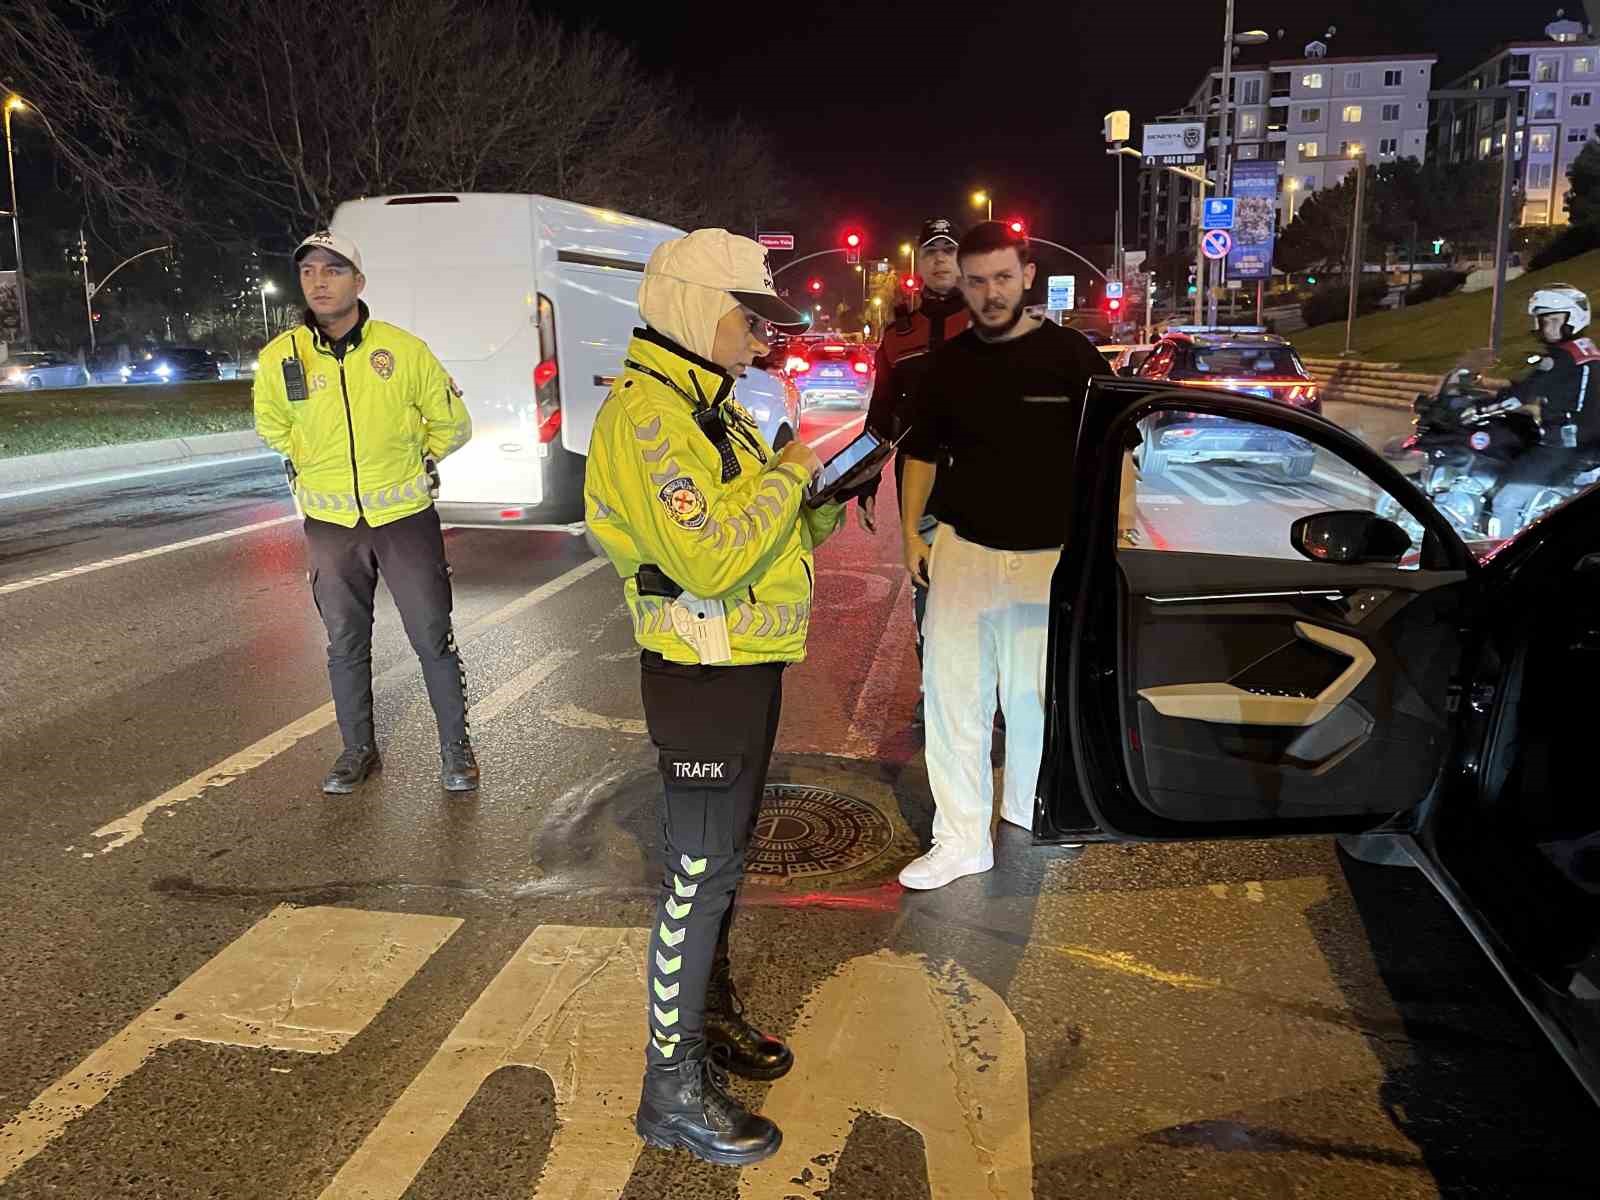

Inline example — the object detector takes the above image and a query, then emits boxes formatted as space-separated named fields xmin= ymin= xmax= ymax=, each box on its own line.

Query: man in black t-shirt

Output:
xmin=897 ymin=221 xmax=1104 ymax=891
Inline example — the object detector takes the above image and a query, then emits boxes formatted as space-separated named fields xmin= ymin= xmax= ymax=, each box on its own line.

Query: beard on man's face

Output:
xmin=971 ymin=289 xmax=1026 ymax=338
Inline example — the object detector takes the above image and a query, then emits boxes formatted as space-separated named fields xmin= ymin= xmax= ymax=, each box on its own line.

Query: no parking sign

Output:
xmin=1201 ymin=229 xmax=1233 ymax=260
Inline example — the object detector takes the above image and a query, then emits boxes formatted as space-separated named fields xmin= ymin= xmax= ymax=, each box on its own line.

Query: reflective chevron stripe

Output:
xmin=652 ymin=1004 xmax=679 ymax=1027
xmin=664 ymin=897 xmax=691 ymax=920
xmin=652 ymin=1031 xmax=681 ymax=1058
xmin=673 ymin=876 xmax=697 ymax=898
xmin=655 ymin=951 xmax=681 ymax=975
xmin=658 ymin=924 xmax=685 ymax=948
xmin=680 ymin=855 xmax=707 ymax=876
xmin=653 ymin=978 xmax=680 ymax=1002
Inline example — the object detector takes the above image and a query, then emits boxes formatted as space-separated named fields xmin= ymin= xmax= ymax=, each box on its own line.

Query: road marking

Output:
xmin=1043 ymin=943 xmax=1221 ymax=991
xmin=840 ymin=572 xmax=918 ymax=761
xmin=1311 ymin=468 xmax=1380 ymax=501
xmin=87 ymin=555 xmax=610 ymax=854
xmin=1167 ymin=466 xmax=1247 ymax=506
xmin=0 ymin=514 xmax=299 ymax=597
xmin=318 ymin=925 xmax=646 ymax=1200
xmin=546 ymin=701 xmax=647 ymax=736
xmin=739 ymin=949 xmax=1033 ymax=1200
xmin=468 ymin=649 xmax=579 ymax=726
xmin=805 ymin=413 xmax=867 ymax=453
xmin=0 ymin=905 xmax=460 ymax=1185
xmin=0 ymin=450 xmax=278 ymax=503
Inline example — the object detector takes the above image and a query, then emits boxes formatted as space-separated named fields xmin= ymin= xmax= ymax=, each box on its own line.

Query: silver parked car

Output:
xmin=1 ymin=352 xmax=92 ymax=391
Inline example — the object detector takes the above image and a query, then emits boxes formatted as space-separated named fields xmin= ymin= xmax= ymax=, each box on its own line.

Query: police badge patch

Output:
xmin=658 ymin=476 xmax=708 ymax=530
xmin=369 ymin=349 xmax=396 ymax=380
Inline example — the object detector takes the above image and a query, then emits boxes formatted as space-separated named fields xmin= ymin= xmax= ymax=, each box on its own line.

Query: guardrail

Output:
xmin=1302 ymin=357 xmax=1508 ymax=411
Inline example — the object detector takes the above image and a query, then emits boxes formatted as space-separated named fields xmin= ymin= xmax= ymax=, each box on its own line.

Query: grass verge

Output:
xmin=0 ymin=381 xmax=254 ymax=459
xmin=1291 ymin=249 xmax=1600 ymax=375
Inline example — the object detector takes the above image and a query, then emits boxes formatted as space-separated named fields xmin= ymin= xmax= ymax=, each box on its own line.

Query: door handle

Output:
xmin=1137 ymin=623 xmax=1375 ymax=727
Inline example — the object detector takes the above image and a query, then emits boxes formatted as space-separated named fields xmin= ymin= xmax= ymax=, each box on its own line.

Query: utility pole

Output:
xmin=1488 ymin=95 xmax=1519 ymax=359
xmin=78 ymin=229 xmax=94 ymax=352
xmin=1343 ymin=153 xmax=1367 ymax=357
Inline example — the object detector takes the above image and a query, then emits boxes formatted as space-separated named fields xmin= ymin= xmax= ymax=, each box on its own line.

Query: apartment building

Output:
xmin=1429 ymin=18 xmax=1600 ymax=225
xmin=1139 ymin=42 xmax=1436 ymax=259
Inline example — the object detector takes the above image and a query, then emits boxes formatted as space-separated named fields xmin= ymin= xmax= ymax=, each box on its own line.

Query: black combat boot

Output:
xmin=704 ymin=959 xmax=793 ymax=1081
xmin=440 ymin=738 xmax=479 ymax=792
xmin=322 ymin=745 xmax=380 ymax=794
xmin=635 ymin=1054 xmax=782 ymax=1166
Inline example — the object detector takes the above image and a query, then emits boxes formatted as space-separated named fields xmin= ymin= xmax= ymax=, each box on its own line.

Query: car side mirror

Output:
xmin=1290 ymin=510 xmax=1412 ymax=565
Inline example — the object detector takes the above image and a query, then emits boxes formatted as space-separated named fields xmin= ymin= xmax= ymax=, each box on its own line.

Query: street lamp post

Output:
xmin=971 ymin=190 xmax=992 ymax=221
xmin=1284 ymin=177 xmax=1300 ymax=227
xmin=3 ymin=95 xmax=32 ymax=344
xmin=260 ymin=280 xmax=276 ymax=336
xmin=1207 ymin=12 xmax=1270 ymax=326
xmin=1344 ymin=148 xmax=1368 ymax=358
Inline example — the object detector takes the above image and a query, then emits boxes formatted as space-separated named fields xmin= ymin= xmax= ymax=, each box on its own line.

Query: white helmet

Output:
xmin=1528 ymin=284 xmax=1591 ymax=339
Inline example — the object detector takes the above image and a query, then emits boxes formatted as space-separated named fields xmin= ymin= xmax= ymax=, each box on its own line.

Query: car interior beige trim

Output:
xmin=1137 ymin=622 xmax=1375 ymax=727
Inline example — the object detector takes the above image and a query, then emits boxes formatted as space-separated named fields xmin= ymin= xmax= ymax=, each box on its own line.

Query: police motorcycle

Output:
xmin=1378 ymin=285 xmax=1600 ymax=544
xmin=1375 ymin=367 xmax=1541 ymax=545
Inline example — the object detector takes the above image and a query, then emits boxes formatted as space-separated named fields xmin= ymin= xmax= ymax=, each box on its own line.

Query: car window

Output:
xmin=1119 ymin=411 xmax=1419 ymax=566
xmin=1186 ymin=347 xmax=1304 ymax=377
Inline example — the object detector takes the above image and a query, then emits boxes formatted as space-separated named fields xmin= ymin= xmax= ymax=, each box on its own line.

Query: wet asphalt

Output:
xmin=0 ymin=409 xmax=1593 ymax=1199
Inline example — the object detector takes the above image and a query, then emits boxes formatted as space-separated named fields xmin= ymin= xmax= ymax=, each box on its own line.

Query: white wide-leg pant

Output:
xmin=921 ymin=525 xmax=1061 ymax=857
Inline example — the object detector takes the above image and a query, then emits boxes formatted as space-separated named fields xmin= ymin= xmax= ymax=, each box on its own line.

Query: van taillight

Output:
xmin=535 ymin=294 xmax=561 ymax=443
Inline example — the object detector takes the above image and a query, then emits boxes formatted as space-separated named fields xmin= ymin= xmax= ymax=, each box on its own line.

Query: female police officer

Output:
xmin=585 ymin=229 xmax=844 ymax=1166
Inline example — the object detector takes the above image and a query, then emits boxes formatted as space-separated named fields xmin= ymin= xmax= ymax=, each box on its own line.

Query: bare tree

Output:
xmin=168 ymin=0 xmax=787 ymax=236
xmin=0 ymin=1 xmax=183 ymax=234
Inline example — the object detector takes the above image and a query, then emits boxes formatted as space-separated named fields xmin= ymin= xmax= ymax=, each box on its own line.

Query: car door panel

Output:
xmin=1040 ymin=380 xmax=1478 ymax=842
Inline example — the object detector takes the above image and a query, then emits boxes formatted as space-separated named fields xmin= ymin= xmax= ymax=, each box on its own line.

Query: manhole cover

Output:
xmin=747 ymin=784 xmax=895 ymax=881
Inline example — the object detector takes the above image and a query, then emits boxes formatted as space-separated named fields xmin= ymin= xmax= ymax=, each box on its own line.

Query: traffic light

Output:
xmin=902 ymin=274 xmax=922 ymax=294
xmin=808 ymin=278 xmax=824 ymax=295
xmin=1307 ymin=274 xmax=1318 ymax=285
xmin=1186 ymin=266 xmax=1198 ymax=297
xmin=1006 ymin=218 xmax=1027 ymax=238
xmin=842 ymin=228 xmax=864 ymax=265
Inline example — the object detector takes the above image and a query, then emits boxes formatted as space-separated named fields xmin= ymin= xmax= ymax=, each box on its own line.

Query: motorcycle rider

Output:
xmin=1490 ymin=285 xmax=1600 ymax=536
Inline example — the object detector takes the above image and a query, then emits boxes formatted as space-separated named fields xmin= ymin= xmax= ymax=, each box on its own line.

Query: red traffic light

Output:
xmin=902 ymin=275 xmax=922 ymax=293
xmin=1106 ymin=298 xmax=1122 ymax=313
xmin=844 ymin=231 xmax=862 ymax=249
xmin=1006 ymin=218 xmax=1027 ymax=237
xmin=808 ymin=278 xmax=824 ymax=294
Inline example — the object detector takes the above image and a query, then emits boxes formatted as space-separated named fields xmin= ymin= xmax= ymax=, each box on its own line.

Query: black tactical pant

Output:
xmin=303 ymin=506 xmax=468 ymax=750
xmin=639 ymin=651 xmax=784 ymax=1068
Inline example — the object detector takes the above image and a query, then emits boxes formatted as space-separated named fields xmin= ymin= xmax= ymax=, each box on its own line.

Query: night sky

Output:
xmin=540 ymin=0 xmax=1557 ymax=276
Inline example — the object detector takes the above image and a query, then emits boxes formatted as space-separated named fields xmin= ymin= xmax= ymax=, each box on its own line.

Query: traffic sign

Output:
xmin=1201 ymin=229 xmax=1233 ymax=260
xmin=1105 ymin=280 xmax=1124 ymax=299
xmin=1046 ymin=274 xmax=1076 ymax=311
xmin=758 ymin=233 xmax=795 ymax=250
xmin=1202 ymin=198 xmax=1236 ymax=231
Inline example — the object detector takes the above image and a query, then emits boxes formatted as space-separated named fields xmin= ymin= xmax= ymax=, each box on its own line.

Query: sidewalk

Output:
xmin=0 ymin=430 xmax=272 ymax=493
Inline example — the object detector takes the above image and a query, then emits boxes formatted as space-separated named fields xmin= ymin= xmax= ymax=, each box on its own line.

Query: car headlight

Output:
xmin=155 ymin=363 xmax=172 ymax=378
xmin=248 ymin=360 xmax=259 ymax=372
xmin=4 ymin=369 xmax=23 ymax=383
xmin=119 ymin=365 xmax=133 ymax=378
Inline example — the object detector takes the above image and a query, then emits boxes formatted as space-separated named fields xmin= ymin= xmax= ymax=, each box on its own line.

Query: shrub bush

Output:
xmin=1301 ymin=279 xmax=1388 ymax=328
xmin=1529 ymin=223 xmax=1600 ymax=271
xmin=1404 ymin=269 xmax=1468 ymax=306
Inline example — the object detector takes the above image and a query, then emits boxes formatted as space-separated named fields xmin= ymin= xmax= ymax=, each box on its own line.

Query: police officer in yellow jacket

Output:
xmin=586 ymin=229 xmax=844 ymax=1166
xmin=254 ymin=231 xmax=476 ymax=795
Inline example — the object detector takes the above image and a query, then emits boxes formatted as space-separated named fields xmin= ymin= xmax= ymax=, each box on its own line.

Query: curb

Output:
xmin=0 ymin=430 xmax=272 ymax=489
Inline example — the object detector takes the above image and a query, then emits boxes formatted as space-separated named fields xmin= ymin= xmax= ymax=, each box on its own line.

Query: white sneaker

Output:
xmin=898 ymin=841 xmax=994 ymax=890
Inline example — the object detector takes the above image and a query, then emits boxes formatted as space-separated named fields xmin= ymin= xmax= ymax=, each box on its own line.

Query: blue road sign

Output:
xmin=1202 ymin=197 xmax=1236 ymax=231
xmin=1201 ymin=229 xmax=1233 ymax=260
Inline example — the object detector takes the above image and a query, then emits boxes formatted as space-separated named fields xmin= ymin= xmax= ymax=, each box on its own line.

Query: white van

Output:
xmin=330 ymin=193 xmax=801 ymax=528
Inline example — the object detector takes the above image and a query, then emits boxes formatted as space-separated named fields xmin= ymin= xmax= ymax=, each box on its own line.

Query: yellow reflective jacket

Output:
xmin=585 ymin=329 xmax=845 ymax=665
xmin=253 ymin=304 xmax=472 ymax=528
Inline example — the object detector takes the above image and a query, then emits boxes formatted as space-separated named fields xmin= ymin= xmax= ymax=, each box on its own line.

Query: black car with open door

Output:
xmin=1036 ymin=377 xmax=1600 ymax=1104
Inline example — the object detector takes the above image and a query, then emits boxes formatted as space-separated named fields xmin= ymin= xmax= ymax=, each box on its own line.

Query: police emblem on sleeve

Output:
xmin=369 ymin=349 xmax=396 ymax=380
xmin=658 ymin=476 xmax=708 ymax=530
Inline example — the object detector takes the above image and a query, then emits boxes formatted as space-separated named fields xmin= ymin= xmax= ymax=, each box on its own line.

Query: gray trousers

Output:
xmin=303 ymin=506 xmax=468 ymax=750
xmin=639 ymin=652 xmax=784 ymax=1068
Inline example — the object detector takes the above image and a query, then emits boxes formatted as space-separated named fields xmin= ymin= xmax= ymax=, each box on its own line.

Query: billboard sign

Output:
xmin=1225 ymin=162 xmax=1279 ymax=281
xmin=1142 ymin=122 xmax=1205 ymax=165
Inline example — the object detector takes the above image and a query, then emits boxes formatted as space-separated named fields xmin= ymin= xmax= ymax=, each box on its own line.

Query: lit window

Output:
xmin=1297 ymin=140 xmax=1322 ymax=159
xmin=1533 ymin=130 xmax=1556 ymax=153
xmin=1577 ymin=56 xmax=1595 ymax=75
xmin=1537 ymin=58 xmax=1561 ymax=83
xmin=1239 ymin=112 xmax=1260 ymax=136
xmin=1302 ymin=73 xmax=1324 ymax=89
xmin=1479 ymin=135 xmax=1493 ymax=156
xmin=1382 ymin=103 xmax=1401 ymax=122
xmin=1342 ymin=105 xmax=1363 ymax=123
